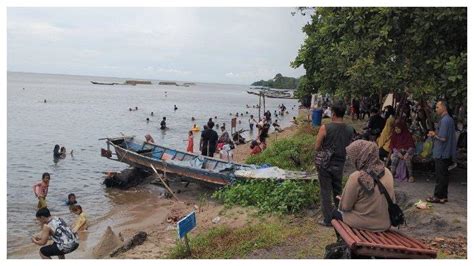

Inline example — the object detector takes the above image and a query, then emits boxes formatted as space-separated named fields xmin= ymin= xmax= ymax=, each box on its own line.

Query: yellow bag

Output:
xmin=420 ymin=139 xmax=433 ymax=158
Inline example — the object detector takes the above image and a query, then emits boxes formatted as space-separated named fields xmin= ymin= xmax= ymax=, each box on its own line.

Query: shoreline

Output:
xmin=10 ymin=109 xmax=466 ymax=259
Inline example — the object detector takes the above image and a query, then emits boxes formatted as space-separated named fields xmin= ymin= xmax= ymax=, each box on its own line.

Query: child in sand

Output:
xmin=72 ymin=205 xmax=88 ymax=233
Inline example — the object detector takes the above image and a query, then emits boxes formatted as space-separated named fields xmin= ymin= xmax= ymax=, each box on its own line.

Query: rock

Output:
xmin=92 ymin=226 xmax=123 ymax=258
xmin=103 ymin=168 xmax=150 ymax=189
xmin=110 ymin=231 xmax=148 ymax=257
xmin=212 ymin=216 xmax=221 ymax=224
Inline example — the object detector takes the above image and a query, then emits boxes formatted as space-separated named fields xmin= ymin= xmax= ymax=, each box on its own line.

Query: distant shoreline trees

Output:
xmin=251 ymin=73 xmax=300 ymax=90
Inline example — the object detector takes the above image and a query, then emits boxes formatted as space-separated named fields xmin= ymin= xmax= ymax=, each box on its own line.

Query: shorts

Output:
xmin=40 ymin=242 xmax=79 ymax=257
xmin=37 ymin=197 xmax=47 ymax=209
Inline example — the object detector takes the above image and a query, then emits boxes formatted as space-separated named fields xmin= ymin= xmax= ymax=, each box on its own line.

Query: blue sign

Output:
xmin=177 ymin=211 xmax=196 ymax=239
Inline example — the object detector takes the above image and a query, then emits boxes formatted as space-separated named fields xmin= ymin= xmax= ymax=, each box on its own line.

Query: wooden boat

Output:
xmin=102 ymin=136 xmax=315 ymax=187
xmin=91 ymin=81 xmax=119 ymax=85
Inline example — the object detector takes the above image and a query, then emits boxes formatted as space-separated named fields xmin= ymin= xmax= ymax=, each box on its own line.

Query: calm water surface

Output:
xmin=7 ymin=72 xmax=299 ymax=257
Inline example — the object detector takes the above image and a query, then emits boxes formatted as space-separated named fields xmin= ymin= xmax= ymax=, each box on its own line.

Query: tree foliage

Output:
xmin=292 ymin=7 xmax=467 ymax=106
xmin=251 ymin=73 xmax=300 ymax=90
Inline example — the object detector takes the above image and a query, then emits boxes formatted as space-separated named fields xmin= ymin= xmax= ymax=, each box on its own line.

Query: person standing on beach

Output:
xmin=32 ymin=208 xmax=79 ymax=259
xmin=33 ymin=173 xmax=50 ymax=209
xmin=426 ymin=100 xmax=457 ymax=204
xmin=314 ymin=101 xmax=354 ymax=226
xmin=200 ymin=123 xmax=218 ymax=157
xmin=186 ymin=130 xmax=194 ymax=153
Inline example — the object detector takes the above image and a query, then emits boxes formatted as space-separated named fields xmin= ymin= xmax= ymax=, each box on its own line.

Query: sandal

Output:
xmin=426 ymin=196 xmax=448 ymax=204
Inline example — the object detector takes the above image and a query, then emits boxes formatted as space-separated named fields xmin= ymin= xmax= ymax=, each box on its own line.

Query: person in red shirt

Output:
xmin=250 ymin=140 xmax=262 ymax=155
xmin=186 ymin=130 xmax=194 ymax=153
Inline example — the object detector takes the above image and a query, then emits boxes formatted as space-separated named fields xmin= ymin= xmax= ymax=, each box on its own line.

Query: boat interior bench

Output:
xmin=328 ymin=219 xmax=437 ymax=259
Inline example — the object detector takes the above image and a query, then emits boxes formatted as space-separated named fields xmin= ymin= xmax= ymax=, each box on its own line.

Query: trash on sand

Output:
xmin=415 ymin=200 xmax=432 ymax=210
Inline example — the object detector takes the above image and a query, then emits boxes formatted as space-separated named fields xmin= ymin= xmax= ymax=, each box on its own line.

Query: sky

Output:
xmin=7 ymin=7 xmax=312 ymax=85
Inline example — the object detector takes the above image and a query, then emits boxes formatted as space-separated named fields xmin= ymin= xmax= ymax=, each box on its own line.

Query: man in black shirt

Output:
xmin=200 ymin=123 xmax=218 ymax=157
xmin=363 ymin=109 xmax=385 ymax=141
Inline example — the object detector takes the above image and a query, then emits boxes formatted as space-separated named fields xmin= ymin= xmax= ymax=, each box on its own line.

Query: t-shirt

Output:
xmin=251 ymin=145 xmax=262 ymax=155
xmin=367 ymin=115 xmax=385 ymax=134
xmin=201 ymin=129 xmax=218 ymax=153
xmin=48 ymin=217 xmax=79 ymax=252
xmin=432 ymin=114 xmax=457 ymax=159
xmin=73 ymin=212 xmax=87 ymax=233
xmin=322 ymin=123 xmax=354 ymax=161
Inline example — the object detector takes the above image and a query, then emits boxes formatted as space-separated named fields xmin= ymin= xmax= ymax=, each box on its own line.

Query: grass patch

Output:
xmin=213 ymin=179 xmax=319 ymax=214
xmin=167 ymin=222 xmax=287 ymax=259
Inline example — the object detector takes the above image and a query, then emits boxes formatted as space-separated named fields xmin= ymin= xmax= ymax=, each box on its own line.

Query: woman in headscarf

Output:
xmin=377 ymin=115 xmax=395 ymax=160
xmin=389 ymin=119 xmax=416 ymax=182
xmin=335 ymin=140 xmax=395 ymax=232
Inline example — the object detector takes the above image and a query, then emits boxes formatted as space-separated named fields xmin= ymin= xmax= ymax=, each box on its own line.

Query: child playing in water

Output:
xmin=186 ymin=130 xmax=194 ymax=153
xmin=72 ymin=205 xmax=87 ymax=233
xmin=66 ymin=193 xmax=77 ymax=206
xmin=33 ymin=173 xmax=50 ymax=209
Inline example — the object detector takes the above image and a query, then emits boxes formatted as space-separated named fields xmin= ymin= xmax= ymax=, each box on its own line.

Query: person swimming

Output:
xmin=66 ymin=193 xmax=77 ymax=206
xmin=151 ymin=112 xmax=154 ymax=116
xmin=191 ymin=117 xmax=195 ymax=121
xmin=146 ymin=118 xmax=150 ymax=123
xmin=174 ymin=105 xmax=178 ymax=111
xmin=59 ymin=147 xmax=67 ymax=159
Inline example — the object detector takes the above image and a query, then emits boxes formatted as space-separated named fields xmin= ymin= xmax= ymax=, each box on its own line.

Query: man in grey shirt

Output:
xmin=315 ymin=101 xmax=354 ymax=226
xmin=427 ymin=100 xmax=457 ymax=203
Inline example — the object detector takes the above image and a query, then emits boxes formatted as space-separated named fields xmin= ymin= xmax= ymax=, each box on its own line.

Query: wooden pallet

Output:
xmin=331 ymin=219 xmax=437 ymax=259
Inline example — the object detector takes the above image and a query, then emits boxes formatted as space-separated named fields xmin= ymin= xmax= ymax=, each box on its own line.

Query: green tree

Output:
xmin=292 ymin=7 xmax=467 ymax=107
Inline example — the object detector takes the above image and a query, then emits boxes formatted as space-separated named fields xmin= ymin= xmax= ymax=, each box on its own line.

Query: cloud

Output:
xmin=144 ymin=66 xmax=191 ymax=76
xmin=7 ymin=8 xmax=310 ymax=84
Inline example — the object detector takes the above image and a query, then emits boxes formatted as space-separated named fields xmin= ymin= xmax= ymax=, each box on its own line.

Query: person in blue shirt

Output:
xmin=426 ymin=100 xmax=457 ymax=204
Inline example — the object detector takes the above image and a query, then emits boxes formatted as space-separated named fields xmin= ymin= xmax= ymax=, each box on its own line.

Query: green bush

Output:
xmin=213 ymin=131 xmax=320 ymax=214
xmin=213 ymin=179 xmax=320 ymax=214
xmin=245 ymin=132 xmax=316 ymax=171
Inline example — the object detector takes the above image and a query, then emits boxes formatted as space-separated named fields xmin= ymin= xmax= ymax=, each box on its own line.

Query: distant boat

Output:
xmin=159 ymin=81 xmax=178 ymax=85
xmin=91 ymin=81 xmax=119 ymax=85
xmin=246 ymin=90 xmax=295 ymax=99
xmin=101 ymin=136 xmax=315 ymax=187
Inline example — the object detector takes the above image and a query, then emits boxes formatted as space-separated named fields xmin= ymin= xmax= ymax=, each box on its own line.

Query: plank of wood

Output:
xmin=150 ymin=164 xmax=180 ymax=202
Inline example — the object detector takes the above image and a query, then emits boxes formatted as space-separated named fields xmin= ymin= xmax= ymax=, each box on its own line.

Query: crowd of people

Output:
xmin=315 ymin=98 xmax=462 ymax=232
